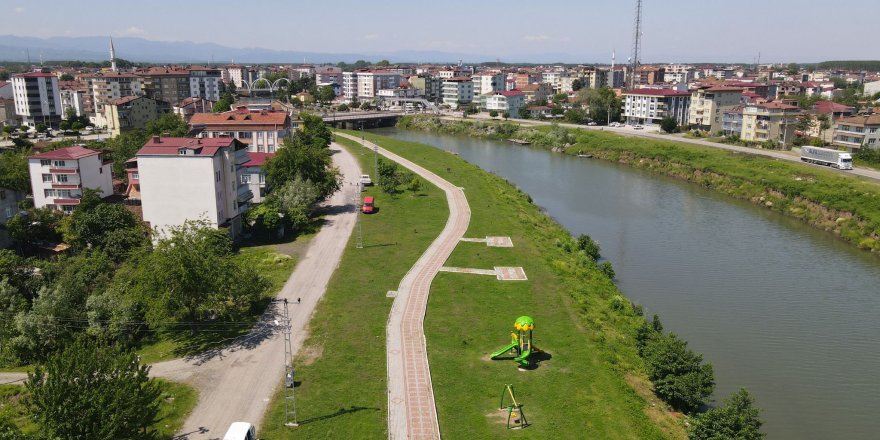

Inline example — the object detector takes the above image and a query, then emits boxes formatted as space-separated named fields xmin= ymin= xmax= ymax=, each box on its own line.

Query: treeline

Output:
xmin=816 ymin=60 xmax=880 ymax=71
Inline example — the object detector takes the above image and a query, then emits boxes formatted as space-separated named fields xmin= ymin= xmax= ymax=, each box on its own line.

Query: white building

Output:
xmin=240 ymin=152 xmax=271 ymax=203
xmin=482 ymin=90 xmax=525 ymax=117
xmin=189 ymin=108 xmax=291 ymax=153
xmin=471 ymin=73 xmax=505 ymax=96
xmin=28 ymin=146 xmax=113 ymax=213
xmin=12 ymin=71 xmax=63 ymax=128
xmin=442 ymin=77 xmax=474 ymax=107
xmin=83 ymin=72 xmax=144 ymax=126
xmin=623 ymin=89 xmax=691 ymax=126
xmin=342 ymin=70 xmax=402 ymax=100
xmin=189 ymin=67 xmax=222 ymax=101
xmin=134 ymin=136 xmax=251 ymax=238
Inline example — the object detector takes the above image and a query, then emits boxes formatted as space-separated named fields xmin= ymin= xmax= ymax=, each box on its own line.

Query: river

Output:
xmin=372 ymin=127 xmax=880 ymax=440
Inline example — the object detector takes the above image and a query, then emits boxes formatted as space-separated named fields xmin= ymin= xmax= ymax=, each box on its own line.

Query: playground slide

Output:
xmin=491 ymin=342 xmax=519 ymax=359
xmin=514 ymin=349 xmax=531 ymax=366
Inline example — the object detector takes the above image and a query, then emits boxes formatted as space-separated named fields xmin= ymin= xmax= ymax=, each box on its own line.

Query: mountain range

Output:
xmin=0 ymin=35 xmax=591 ymax=65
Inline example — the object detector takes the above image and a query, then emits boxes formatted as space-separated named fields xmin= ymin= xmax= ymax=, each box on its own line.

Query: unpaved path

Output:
xmin=336 ymin=132 xmax=471 ymax=440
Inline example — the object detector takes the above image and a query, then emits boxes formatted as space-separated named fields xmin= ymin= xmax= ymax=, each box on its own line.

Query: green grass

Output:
xmin=347 ymin=131 xmax=681 ymax=439
xmin=137 ymin=240 xmax=299 ymax=364
xmin=0 ymin=380 xmax=197 ymax=439
xmin=259 ymin=136 xmax=448 ymax=439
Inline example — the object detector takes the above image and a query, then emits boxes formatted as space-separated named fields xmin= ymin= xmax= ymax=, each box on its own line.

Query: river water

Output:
xmin=372 ymin=127 xmax=880 ymax=439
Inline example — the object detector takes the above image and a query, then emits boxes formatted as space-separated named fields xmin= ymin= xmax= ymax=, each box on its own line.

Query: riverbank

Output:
xmin=399 ymin=115 xmax=880 ymax=254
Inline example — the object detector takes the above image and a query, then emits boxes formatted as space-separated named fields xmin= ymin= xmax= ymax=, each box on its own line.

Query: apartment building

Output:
xmin=0 ymin=81 xmax=17 ymax=128
xmin=623 ymin=89 xmax=691 ymax=126
xmin=83 ymin=72 xmax=143 ymax=126
xmin=28 ymin=146 xmax=113 ymax=213
xmin=518 ymin=83 xmax=553 ymax=104
xmin=341 ymin=70 xmax=402 ymax=100
xmin=0 ymin=187 xmax=24 ymax=248
xmin=12 ymin=71 xmax=63 ymax=128
xmin=442 ymin=77 xmax=474 ymax=107
xmin=831 ymin=114 xmax=880 ymax=152
xmin=105 ymin=96 xmax=161 ymax=137
xmin=190 ymin=108 xmax=291 ymax=153
xmin=134 ymin=136 xmax=251 ymax=238
xmin=472 ymin=73 xmax=504 ymax=96
xmin=688 ymin=86 xmax=743 ymax=134
xmin=407 ymin=75 xmax=443 ymax=102
xmin=482 ymin=90 xmax=525 ymax=117
xmin=722 ymin=106 xmax=744 ymax=137
xmin=240 ymin=152 xmax=271 ymax=203
xmin=173 ymin=97 xmax=216 ymax=122
xmin=806 ymin=101 xmax=855 ymax=143
xmin=605 ymin=67 xmax=626 ymax=88
xmin=140 ymin=67 xmax=191 ymax=105
xmin=741 ymin=102 xmax=801 ymax=146
xmin=59 ymin=81 xmax=87 ymax=117
xmin=316 ymin=70 xmax=343 ymax=86
xmin=189 ymin=67 xmax=222 ymax=101
xmin=636 ymin=66 xmax=666 ymax=85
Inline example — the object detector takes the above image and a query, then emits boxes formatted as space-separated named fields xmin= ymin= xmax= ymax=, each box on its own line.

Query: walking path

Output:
xmin=148 ymin=143 xmax=361 ymax=438
xmin=337 ymin=132 xmax=471 ymax=440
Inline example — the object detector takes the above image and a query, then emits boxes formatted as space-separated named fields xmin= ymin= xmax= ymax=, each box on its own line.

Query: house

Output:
xmin=526 ymin=105 xmax=553 ymax=118
xmin=441 ymin=77 xmax=474 ymax=108
xmin=518 ymin=83 xmax=553 ymax=104
xmin=105 ymin=96 xmax=161 ymax=137
xmin=190 ymin=108 xmax=292 ymax=153
xmin=623 ymin=89 xmax=691 ymax=126
xmin=173 ymin=97 xmax=216 ymax=122
xmin=805 ymin=102 xmax=855 ymax=143
xmin=0 ymin=187 xmax=25 ymax=248
xmin=688 ymin=86 xmax=743 ymax=134
xmin=831 ymin=114 xmax=880 ymax=152
xmin=741 ymin=102 xmax=801 ymax=146
xmin=240 ymin=152 xmax=272 ymax=203
xmin=133 ymin=136 xmax=251 ymax=238
xmin=12 ymin=71 xmax=64 ymax=128
xmin=482 ymin=90 xmax=525 ymax=118
xmin=28 ymin=146 xmax=114 ymax=213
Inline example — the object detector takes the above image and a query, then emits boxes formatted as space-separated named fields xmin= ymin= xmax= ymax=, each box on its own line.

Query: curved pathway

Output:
xmin=337 ymin=132 xmax=471 ymax=440
xmin=149 ymin=142 xmax=361 ymax=438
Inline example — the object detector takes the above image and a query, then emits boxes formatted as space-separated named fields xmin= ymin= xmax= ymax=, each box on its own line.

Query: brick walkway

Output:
xmin=337 ymin=133 xmax=471 ymax=440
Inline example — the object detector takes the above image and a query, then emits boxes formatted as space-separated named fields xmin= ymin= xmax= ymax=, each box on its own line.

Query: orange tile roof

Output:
xmin=190 ymin=111 xmax=290 ymax=126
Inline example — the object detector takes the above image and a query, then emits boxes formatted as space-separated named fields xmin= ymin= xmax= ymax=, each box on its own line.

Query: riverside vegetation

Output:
xmin=399 ymin=115 xmax=880 ymax=254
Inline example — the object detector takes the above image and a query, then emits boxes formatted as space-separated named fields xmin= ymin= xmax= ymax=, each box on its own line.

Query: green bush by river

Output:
xmin=399 ymin=115 xmax=880 ymax=254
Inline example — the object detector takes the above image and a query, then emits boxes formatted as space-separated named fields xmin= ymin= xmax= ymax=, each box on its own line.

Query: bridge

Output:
xmin=322 ymin=111 xmax=409 ymax=128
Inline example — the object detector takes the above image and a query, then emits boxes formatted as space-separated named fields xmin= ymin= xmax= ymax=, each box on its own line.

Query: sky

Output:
xmin=1 ymin=0 xmax=878 ymax=63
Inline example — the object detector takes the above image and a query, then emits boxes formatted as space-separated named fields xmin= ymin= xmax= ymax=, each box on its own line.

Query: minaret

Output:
xmin=109 ymin=35 xmax=118 ymax=72
xmin=612 ymin=48 xmax=616 ymax=69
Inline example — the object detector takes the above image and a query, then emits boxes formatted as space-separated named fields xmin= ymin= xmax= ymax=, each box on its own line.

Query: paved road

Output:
xmin=0 ymin=372 xmax=26 ymax=384
xmin=444 ymin=114 xmax=880 ymax=182
xmin=148 ymin=142 xmax=362 ymax=439
xmin=337 ymin=132 xmax=471 ymax=440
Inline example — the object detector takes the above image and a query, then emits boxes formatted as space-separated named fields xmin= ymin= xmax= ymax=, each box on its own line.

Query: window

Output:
xmin=241 ymin=174 xmax=252 ymax=184
xmin=59 ymin=190 xmax=72 ymax=198
xmin=4 ymin=207 xmax=13 ymax=219
xmin=44 ymin=189 xmax=56 ymax=198
xmin=56 ymin=174 xmax=68 ymax=183
xmin=215 ymin=171 xmax=221 ymax=182
xmin=258 ymin=174 xmax=266 ymax=184
xmin=62 ymin=205 xmax=75 ymax=214
xmin=53 ymin=160 xmax=65 ymax=167
xmin=40 ymin=159 xmax=50 ymax=166
xmin=179 ymin=149 xmax=187 ymax=155
xmin=99 ymin=167 xmax=103 ymax=174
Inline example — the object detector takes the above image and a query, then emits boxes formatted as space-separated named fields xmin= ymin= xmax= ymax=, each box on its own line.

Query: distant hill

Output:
xmin=816 ymin=60 xmax=880 ymax=71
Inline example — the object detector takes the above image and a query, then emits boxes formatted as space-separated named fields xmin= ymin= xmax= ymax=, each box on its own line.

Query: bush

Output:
xmin=690 ymin=389 xmax=764 ymax=440
xmin=660 ymin=117 xmax=678 ymax=133
xmin=642 ymin=332 xmax=714 ymax=413
xmin=576 ymin=234 xmax=600 ymax=260
xmin=599 ymin=261 xmax=615 ymax=279
xmin=489 ymin=110 xmax=499 ymax=118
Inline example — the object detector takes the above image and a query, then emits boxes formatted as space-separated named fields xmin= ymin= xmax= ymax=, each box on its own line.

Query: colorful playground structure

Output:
xmin=499 ymin=384 xmax=529 ymax=429
xmin=491 ymin=316 xmax=538 ymax=368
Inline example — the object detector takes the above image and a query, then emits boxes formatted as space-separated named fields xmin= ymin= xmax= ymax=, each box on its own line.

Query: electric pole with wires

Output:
xmin=281 ymin=299 xmax=298 ymax=427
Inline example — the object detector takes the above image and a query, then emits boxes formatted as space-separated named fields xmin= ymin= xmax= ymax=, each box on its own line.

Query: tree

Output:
xmin=71 ymin=121 xmax=84 ymax=131
xmin=577 ymin=87 xmax=622 ymax=123
xmin=576 ymin=234 xmax=601 ymax=261
xmin=502 ymin=111 xmax=510 ymax=120
xmin=489 ymin=110 xmax=499 ymax=118
xmin=377 ymin=158 xmax=403 ymax=195
xmin=5 ymin=208 xmax=63 ymax=247
xmin=816 ymin=113 xmax=832 ymax=139
xmin=137 ymin=221 xmax=268 ymax=328
xmin=564 ymin=108 xmax=588 ymax=124
xmin=35 ymin=123 xmax=47 ymax=133
xmin=0 ymin=150 xmax=30 ymax=191
xmin=786 ymin=63 xmax=800 ymax=76
xmin=25 ymin=337 xmax=162 ymax=440
xmin=265 ymin=115 xmax=339 ymax=199
xmin=59 ymin=73 xmax=74 ymax=81
xmin=572 ymin=78 xmax=584 ymax=91
xmin=407 ymin=177 xmax=423 ymax=196
xmin=317 ymin=85 xmax=336 ymax=104
xmin=145 ymin=113 xmax=188 ymax=137
xmin=375 ymin=59 xmax=391 ymax=66
xmin=336 ymin=103 xmax=350 ymax=112
xmin=690 ymin=389 xmax=764 ymax=440
xmin=642 ymin=332 xmax=715 ymax=413
xmin=271 ymin=176 xmax=322 ymax=231
xmin=105 ymin=130 xmax=149 ymax=178
xmin=58 ymin=120 xmax=70 ymax=131
xmin=60 ymin=190 xmax=147 ymax=261
xmin=660 ymin=117 xmax=679 ymax=133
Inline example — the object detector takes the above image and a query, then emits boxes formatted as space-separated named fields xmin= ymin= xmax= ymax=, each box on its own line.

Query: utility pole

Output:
xmin=281 ymin=299 xmax=298 ymax=427
xmin=355 ymin=181 xmax=363 ymax=249
xmin=629 ymin=0 xmax=643 ymax=89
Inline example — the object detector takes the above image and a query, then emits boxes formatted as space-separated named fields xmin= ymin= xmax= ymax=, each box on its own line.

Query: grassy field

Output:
xmin=260 ymin=136 xmax=448 ymax=439
xmin=0 ymin=379 xmax=197 ymax=439
xmin=348 ymin=131 xmax=682 ymax=439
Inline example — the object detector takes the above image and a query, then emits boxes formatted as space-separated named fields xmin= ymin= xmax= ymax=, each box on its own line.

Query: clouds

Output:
xmin=14 ymin=6 xmax=24 ymax=13
xmin=523 ymin=35 xmax=549 ymax=42
xmin=122 ymin=26 xmax=146 ymax=36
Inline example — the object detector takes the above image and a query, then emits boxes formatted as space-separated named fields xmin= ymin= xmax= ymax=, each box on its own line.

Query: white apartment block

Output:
xmin=83 ymin=73 xmax=143 ymax=126
xmin=482 ymin=90 xmax=525 ymax=117
xmin=472 ymin=73 xmax=504 ymax=96
xmin=341 ymin=70 xmax=402 ymax=99
xmin=190 ymin=109 xmax=291 ymax=153
xmin=623 ymin=89 xmax=691 ymax=126
xmin=223 ymin=65 xmax=248 ymax=89
xmin=442 ymin=77 xmax=474 ymax=107
xmin=135 ymin=136 xmax=252 ymax=238
xmin=12 ymin=71 xmax=63 ymax=128
xmin=342 ymin=71 xmax=358 ymax=99
xmin=832 ymin=114 xmax=880 ymax=152
xmin=28 ymin=146 xmax=113 ymax=214
xmin=689 ymin=86 xmax=743 ymax=133
xmin=189 ymin=68 xmax=222 ymax=101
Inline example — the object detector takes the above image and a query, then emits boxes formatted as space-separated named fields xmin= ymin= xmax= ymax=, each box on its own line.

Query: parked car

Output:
xmin=362 ymin=196 xmax=375 ymax=214
xmin=609 ymin=122 xmax=621 ymax=127
xmin=359 ymin=174 xmax=373 ymax=186
xmin=223 ymin=422 xmax=256 ymax=440
xmin=587 ymin=121 xmax=597 ymax=126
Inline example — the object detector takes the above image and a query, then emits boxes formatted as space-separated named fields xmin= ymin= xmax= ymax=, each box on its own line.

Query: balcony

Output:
xmin=49 ymin=168 xmax=78 ymax=174
xmin=237 ymin=185 xmax=254 ymax=203
xmin=51 ymin=183 xmax=81 ymax=189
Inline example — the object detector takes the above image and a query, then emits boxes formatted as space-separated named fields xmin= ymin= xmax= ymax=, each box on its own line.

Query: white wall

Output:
xmin=139 ymin=156 xmax=219 ymax=236
xmin=78 ymin=155 xmax=113 ymax=198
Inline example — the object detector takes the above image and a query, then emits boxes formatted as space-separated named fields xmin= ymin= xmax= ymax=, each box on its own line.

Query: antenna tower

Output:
xmin=629 ymin=0 xmax=643 ymax=88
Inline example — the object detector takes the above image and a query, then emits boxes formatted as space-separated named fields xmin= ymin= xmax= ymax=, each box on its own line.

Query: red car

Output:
xmin=362 ymin=196 xmax=375 ymax=214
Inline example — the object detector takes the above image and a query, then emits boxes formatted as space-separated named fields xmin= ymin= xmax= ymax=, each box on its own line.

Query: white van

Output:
xmin=223 ymin=422 xmax=256 ymax=440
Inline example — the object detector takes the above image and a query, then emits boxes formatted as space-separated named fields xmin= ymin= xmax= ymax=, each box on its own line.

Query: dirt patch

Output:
xmin=624 ymin=373 xmax=688 ymax=440
xmin=299 ymin=344 xmax=324 ymax=366
xmin=485 ymin=408 xmax=510 ymax=426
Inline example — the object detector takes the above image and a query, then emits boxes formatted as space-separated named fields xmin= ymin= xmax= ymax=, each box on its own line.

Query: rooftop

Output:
xmin=624 ymin=88 xmax=691 ymax=97
xmin=30 ymin=145 xmax=101 ymax=161
xmin=242 ymin=152 xmax=274 ymax=167
xmin=137 ymin=137 xmax=239 ymax=157
xmin=190 ymin=110 xmax=290 ymax=126
xmin=836 ymin=114 xmax=880 ymax=126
